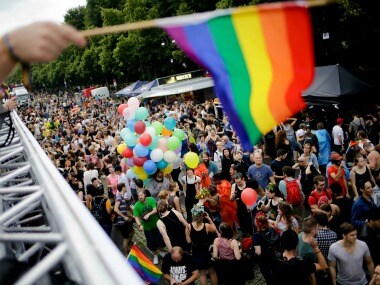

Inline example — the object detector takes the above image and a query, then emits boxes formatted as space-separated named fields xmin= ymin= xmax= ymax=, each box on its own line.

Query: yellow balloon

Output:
xmin=134 ymin=166 xmax=145 ymax=174
xmin=184 ymin=152 xmax=199 ymax=169
xmin=163 ymin=164 xmax=173 ymax=174
xmin=117 ymin=143 xmax=127 ymax=154
xmin=139 ymin=172 xmax=148 ymax=180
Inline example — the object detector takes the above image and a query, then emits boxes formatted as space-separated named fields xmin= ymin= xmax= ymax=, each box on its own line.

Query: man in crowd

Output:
xmin=248 ymin=150 xmax=275 ymax=190
xmin=332 ymin=118 xmax=345 ymax=154
xmin=271 ymin=149 xmax=290 ymax=185
xmin=162 ymin=246 xmax=199 ymax=285
xmin=308 ymin=175 xmax=333 ymax=214
xmin=359 ymin=208 xmax=380 ymax=265
xmin=328 ymin=223 xmax=374 ymax=285
xmin=327 ymin=152 xmax=349 ymax=198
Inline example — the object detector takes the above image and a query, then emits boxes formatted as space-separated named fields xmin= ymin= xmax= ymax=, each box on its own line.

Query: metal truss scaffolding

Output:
xmin=0 ymin=112 xmax=143 ymax=285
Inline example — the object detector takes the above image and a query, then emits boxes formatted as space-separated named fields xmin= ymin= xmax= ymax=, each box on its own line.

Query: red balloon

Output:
xmin=134 ymin=121 xmax=146 ymax=134
xmin=133 ymin=156 xmax=147 ymax=167
xmin=117 ymin=104 xmax=128 ymax=116
xmin=241 ymin=188 xmax=258 ymax=206
xmin=140 ymin=133 xmax=152 ymax=146
xmin=122 ymin=147 xmax=133 ymax=158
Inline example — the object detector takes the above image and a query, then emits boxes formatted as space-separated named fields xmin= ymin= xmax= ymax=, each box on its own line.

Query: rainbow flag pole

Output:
xmin=126 ymin=244 xmax=162 ymax=284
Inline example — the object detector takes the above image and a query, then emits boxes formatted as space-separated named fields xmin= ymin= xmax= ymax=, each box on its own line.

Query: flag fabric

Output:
xmin=128 ymin=245 xmax=162 ymax=283
xmin=158 ymin=2 xmax=314 ymax=149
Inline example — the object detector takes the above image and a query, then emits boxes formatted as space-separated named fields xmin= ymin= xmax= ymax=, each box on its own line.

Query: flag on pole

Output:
xmin=158 ymin=2 xmax=314 ymax=149
xmin=127 ymin=245 xmax=162 ymax=283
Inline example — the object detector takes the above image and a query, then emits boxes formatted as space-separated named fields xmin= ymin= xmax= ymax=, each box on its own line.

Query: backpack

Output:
xmin=91 ymin=197 xmax=107 ymax=223
xmin=285 ymin=180 xmax=302 ymax=206
xmin=260 ymin=227 xmax=280 ymax=258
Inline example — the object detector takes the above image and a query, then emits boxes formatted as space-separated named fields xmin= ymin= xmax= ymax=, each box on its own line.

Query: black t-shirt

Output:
xmin=161 ymin=252 xmax=196 ymax=285
xmin=299 ymin=165 xmax=319 ymax=196
xmin=271 ymin=159 xmax=291 ymax=184
xmin=272 ymin=256 xmax=316 ymax=285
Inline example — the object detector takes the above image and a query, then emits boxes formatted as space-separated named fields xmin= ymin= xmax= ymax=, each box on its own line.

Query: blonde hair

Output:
xmin=158 ymin=190 xmax=169 ymax=200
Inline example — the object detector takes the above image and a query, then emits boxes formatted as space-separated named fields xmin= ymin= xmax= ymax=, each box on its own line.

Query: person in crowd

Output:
xmin=148 ymin=170 xmax=170 ymax=200
xmin=113 ymin=183 xmax=134 ymax=256
xmin=332 ymin=118 xmax=345 ymax=155
xmin=203 ymin=185 xmax=222 ymax=228
xmin=257 ymin=182 xmax=284 ymax=224
xmin=308 ymin=175 xmax=333 ymax=214
xmin=106 ymin=165 xmax=119 ymax=197
xmin=248 ymin=150 xmax=275 ymax=190
xmin=369 ymin=264 xmax=380 ymax=285
xmin=350 ymin=154 xmax=377 ymax=197
xmin=364 ymin=115 xmax=380 ymax=146
xmin=279 ymin=166 xmax=303 ymax=216
xmin=83 ymin=162 xmax=98 ymax=194
xmin=275 ymin=129 xmax=293 ymax=163
xmin=185 ymin=205 xmax=218 ymax=285
xmin=168 ymin=181 xmax=182 ymax=213
xmin=89 ymin=185 xmax=113 ymax=237
xmin=156 ymin=199 xmax=189 ymax=252
xmin=271 ymin=229 xmax=326 ymax=285
xmin=230 ymin=173 xmax=253 ymax=236
xmin=351 ymin=180 xmax=378 ymax=230
xmin=280 ymin=118 xmax=298 ymax=154
xmin=201 ymin=152 xmax=218 ymax=179
xmin=233 ymin=150 xmax=249 ymax=177
xmin=327 ymin=152 xmax=350 ymax=198
xmin=349 ymin=112 xmax=366 ymax=141
xmin=328 ymin=223 xmax=374 ymax=285
xmin=271 ymin=149 xmax=290 ymax=185
xmin=181 ymin=168 xmax=201 ymax=223
xmin=213 ymin=141 xmax=224 ymax=172
xmin=213 ymin=172 xmax=238 ymax=229
xmin=205 ymin=128 xmax=220 ymax=158
xmin=330 ymin=182 xmax=352 ymax=224
xmin=162 ymin=246 xmax=199 ymax=285
xmin=315 ymin=122 xmax=332 ymax=173
xmin=133 ymin=190 xmax=164 ymax=265
xmin=253 ymin=212 xmax=280 ymax=285
xmin=275 ymin=201 xmax=300 ymax=236
xmin=212 ymin=222 xmax=244 ymax=285
xmin=220 ymin=148 xmax=235 ymax=181
xmin=314 ymin=211 xmax=338 ymax=261
xmin=300 ymin=142 xmax=319 ymax=171
xmin=359 ymin=208 xmax=380 ymax=265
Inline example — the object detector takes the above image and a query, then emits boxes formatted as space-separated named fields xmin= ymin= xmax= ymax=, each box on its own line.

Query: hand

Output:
xmin=308 ymin=162 xmax=313 ymax=166
xmin=123 ymin=216 xmax=130 ymax=221
xmin=306 ymin=237 xmax=318 ymax=249
xmin=170 ymin=279 xmax=177 ymax=285
xmin=143 ymin=213 xmax=150 ymax=220
xmin=8 ymin=22 xmax=86 ymax=64
xmin=138 ymin=225 xmax=143 ymax=231
xmin=3 ymin=97 xmax=17 ymax=111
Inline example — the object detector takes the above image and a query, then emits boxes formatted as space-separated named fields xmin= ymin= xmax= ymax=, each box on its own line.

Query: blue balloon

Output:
xmin=126 ymin=169 xmax=136 ymax=179
xmin=127 ymin=119 xmax=137 ymax=132
xmin=164 ymin=117 xmax=176 ymax=131
xmin=133 ymin=143 xmax=149 ymax=157
xmin=143 ymin=160 xmax=157 ymax=175
xmin=156 ymin=159 xmax=168 ymax=170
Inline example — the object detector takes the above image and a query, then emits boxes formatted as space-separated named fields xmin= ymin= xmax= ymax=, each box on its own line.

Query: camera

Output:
xmin=257 ymin=200 xmax=264 ymax=208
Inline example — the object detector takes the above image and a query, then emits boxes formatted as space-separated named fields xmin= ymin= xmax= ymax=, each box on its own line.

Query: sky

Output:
xmin=0 ymin=0 xmax=87 ymax=35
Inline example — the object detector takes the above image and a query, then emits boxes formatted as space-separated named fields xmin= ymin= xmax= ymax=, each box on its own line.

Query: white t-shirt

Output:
xmin=181 ymin=175 xmax=201 ymax=185
xmin=332 ymin=125 xmax=344 ymax=145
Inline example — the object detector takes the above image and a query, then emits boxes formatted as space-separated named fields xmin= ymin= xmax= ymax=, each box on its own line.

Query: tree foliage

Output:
xmin=18 ymin=0 xmax=380 ymax=91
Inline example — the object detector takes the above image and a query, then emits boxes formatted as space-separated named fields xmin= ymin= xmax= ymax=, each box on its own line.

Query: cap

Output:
xmin=296 ymin=129 xmax=306 ymax=137
xmin=337 ymin=118 xmax=344 ymax=124
xmin=330 ymin=153 xmax=343 ymax=161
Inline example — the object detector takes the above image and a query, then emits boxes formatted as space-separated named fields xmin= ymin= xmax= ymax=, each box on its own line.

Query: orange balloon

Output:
xmin=162 ymin=127 xmax=172 ymax=137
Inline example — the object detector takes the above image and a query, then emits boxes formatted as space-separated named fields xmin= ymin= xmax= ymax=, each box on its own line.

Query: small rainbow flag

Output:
xmin=159 ymin=2 xmax=314 ymax=149
xmin=128 ymin=245 xmax=162 ymax=283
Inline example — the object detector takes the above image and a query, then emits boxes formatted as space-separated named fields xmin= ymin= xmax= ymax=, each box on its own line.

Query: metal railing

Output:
xmin=0 ymin=111 xmax=143 ymax=285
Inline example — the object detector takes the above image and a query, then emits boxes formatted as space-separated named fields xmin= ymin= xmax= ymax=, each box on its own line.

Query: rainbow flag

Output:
xmin=159 ymin=2 xmax=314 ymax=149
xmin=128 ymin=245 xmax=162 ymax=283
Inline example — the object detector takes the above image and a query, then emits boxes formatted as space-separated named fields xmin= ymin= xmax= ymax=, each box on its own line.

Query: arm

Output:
xmin=157 ymin=221 xmax=172 ymax=252
xmin=350 ymin=169 xmax=358 ymax=196
xmin=231 ymin=239 xmax=241 ymax=260
xmin=230 ymin=184 xmax=236 ymax=201
xmin=185 ymin=224 xmax=192 ymax=244
xmin=173 ymin=209 xmax=188 ymax=227
xmin=105 ymin=199 xmax=113 ymax=215
xmin=288 ymin=118 xmax=297 ymax=127
xmin=366 ymin=255 xmax=374 ymax=277
xmin=143 ymin=206 xmax=157 ymax=221
xmin=254 ymin=245 xmax=261 ymax=256
xmin=329 ymin=261 xmax=337 ymax=285
xmin=309 ymin=239 xmax=328 ymax=271
xmin=212 ymin=238 xmax=219 ymax=259
xmin=182 ymin=270 xmax=199 ymax=285
xmin=330 ymin=165 xmax=344 ymax=181
xmin=173 ymin=196 xmax=182 ymax=213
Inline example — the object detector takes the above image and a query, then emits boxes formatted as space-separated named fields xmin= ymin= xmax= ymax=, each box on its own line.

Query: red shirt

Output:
xmin=327 ymin=165 xmax=347 ymax=196
xmin=308 ymin=189 xmax=332 ymax=207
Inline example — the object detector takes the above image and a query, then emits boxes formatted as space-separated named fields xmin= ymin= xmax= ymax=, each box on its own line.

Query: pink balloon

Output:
xmin=128 ymin=97 xmax=140 ymax=111
xmin=158 ymin=137 xmax=168 ymax=152
xmin=123 ymin=107 xmax=134 ymax=119
xmin=241 ymin=188 xmax=258 ymax=206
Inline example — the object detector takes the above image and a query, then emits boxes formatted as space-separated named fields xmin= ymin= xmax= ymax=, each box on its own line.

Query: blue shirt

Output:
xmin=206 ymin=161 xmax=219 ymax=178
xmin=247 ymin=164 xmax=273 ymax=189
xmin=351 ymin=196 xmax=377 ymax=228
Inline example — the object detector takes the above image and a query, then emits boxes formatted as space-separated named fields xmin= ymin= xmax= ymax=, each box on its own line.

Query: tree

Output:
xmin=64 ymin=6 xmax=86 ymax=30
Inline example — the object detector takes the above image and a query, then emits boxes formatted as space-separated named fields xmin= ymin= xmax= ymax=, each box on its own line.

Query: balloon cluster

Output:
xmin=116 ymin=98 xmax=186 ymax=185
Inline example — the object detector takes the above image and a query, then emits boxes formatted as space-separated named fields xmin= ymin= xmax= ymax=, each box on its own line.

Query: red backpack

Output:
xmin=285 ymin=179 xmax=302 ymax=206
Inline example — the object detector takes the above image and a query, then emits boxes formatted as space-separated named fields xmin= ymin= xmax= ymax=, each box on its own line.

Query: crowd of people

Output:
xmin=17 ymin=91 xmax=380 ymax=285
xmin=1 ymin=21 xmax=380 ymax=285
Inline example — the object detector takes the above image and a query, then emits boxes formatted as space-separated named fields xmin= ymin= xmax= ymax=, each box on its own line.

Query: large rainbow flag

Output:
xmin=128 ymin=245 xmax=162 ymax=283
xmin=158 ymin=2 xmax=314 ymax=149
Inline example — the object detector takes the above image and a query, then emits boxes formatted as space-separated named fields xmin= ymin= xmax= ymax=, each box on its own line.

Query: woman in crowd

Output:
xmin=275 ymin=130 xmax=293 ymax=163
xmin=274 ymin=201 xmax=300 ymax=236
xmin=300 ymin=142 xmax=319 ymax=171
xmin=205 ymin=128 xmax=220 ymax=157
xmin=257 ymin=183 xmax=284 ymax=224
xmin=181 ymin=168 xmax=201 ymax=222
xmin=212 ymin=222 xmax=244 ymax=285
xmin=186 ymin=205 xmax=218 ymax=285
xmin=221 ymin=148 xmax=235 ymax=181
xmin=107 ymin=165 xmax=119 ymax=197
xmin=350 ymin=154 xmax=376 ymax=197
xmin=168 ymin=181 xmax=182 ymax=214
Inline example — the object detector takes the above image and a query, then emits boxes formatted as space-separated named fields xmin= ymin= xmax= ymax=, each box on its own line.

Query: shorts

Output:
xmin=116 ymin=222 xmax=134 ymax=239
xmin=144 ymin=228 xmax=165 ymax=251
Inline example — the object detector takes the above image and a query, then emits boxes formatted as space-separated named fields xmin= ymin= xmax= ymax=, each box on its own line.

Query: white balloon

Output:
xmin=145 ymin=126 xmax=156 ymax=137
xmin=163 ymin=150 xmax=177 ymax=163
xmin=172 ymin=157 xmax=183 ymax=169
xmin=150 ymin=148 xmax=164 ymax=162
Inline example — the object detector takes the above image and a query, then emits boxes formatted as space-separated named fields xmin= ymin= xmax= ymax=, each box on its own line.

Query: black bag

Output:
xmin=260 ymin=228 xmax=280 ymax=258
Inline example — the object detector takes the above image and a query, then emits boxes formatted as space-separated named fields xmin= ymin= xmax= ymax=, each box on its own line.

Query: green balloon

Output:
xmin=167 ymin=136 xmax=181 ymax=151
xmin=173 ymin=128 xmax=185 ymax=141
xmin=125 ymin=133 xmax=137 ymax=147
xmin=152 ymin=121 xmax=163 ymax=135
xmin=135 ymin=107 xmax=149 ymax=120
